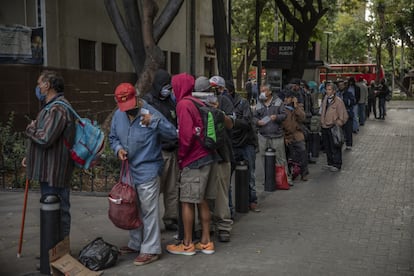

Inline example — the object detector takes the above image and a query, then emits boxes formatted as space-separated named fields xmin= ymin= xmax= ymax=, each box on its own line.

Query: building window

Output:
xmin=170 ymin=52 xmax=180 ymax=75
xmin=79 ymin=39 xmax=96 ymax=70
xmin=102 ymin=43 xmax=116 ymax=71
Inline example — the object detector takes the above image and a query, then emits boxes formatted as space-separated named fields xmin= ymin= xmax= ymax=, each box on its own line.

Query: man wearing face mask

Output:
xmin=320 ymin=82 xmax=349 ymax=172
xmin=143 ymin=69 xmax=179 ymax=232
xmin=109 ymin=82 xmax=177 ymax=265
xmin=22 ymin=70 xmax=76 ymax=244
xmin=253 ymin=83 xmax=291 ymax=190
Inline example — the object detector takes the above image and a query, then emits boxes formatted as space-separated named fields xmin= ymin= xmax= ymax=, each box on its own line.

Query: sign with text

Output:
xmin=267 ymin=42 xmax=295 ymax=63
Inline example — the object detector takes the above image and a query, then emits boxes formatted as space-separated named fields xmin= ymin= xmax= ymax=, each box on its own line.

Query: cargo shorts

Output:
xmin=179 ymin=163 xmax=216 ymax=203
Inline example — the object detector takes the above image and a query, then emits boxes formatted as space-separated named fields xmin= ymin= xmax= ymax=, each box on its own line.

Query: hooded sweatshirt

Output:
xmin=143 ymin=69 xmax=178 ymax=151
xmin=173 ymin=73 xmax=213 ymax=169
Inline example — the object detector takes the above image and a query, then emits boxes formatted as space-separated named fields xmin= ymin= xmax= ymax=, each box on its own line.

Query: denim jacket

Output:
xmin=109 ymin=100 xmax=177 ymax=184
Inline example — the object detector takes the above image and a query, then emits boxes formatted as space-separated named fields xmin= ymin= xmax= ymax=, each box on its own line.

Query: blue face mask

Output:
xmin=35 ymin=86 xmax=46 ymax=102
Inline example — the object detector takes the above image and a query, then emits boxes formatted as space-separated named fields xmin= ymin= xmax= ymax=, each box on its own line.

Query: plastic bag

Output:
xmin=275 ymin=165 xmax=290 ymax=190
xmin=78 ymin=237 xmax=118 ymax=271
xmin=330 ymin=125 xmax=344 ymax=148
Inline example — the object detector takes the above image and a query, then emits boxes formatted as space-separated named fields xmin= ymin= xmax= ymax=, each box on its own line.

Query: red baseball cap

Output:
xmin=114 ymin=83 xmax=137 ymax=111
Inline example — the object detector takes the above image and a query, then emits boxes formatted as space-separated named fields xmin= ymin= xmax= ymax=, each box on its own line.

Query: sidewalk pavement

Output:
xmin=0 ymin=101 xmax=413 ymax=276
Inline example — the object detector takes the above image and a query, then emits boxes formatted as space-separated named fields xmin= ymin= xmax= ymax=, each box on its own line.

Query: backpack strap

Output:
xmin=51 ymin=100 xmax=82 ymax=121
xmin=45 ymin=100 xmax=80 ymax=150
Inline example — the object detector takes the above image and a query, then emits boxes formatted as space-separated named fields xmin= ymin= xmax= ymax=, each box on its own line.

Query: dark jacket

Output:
xmin=253 ymin=96 xmax=287 ymax=138
xmin=143 ymin=70 xmax=178 ymax=151
xmin=337 ymin=89 xmax=356 ymax=118
xmin=229 ymin=93 xmax=257 ymax=148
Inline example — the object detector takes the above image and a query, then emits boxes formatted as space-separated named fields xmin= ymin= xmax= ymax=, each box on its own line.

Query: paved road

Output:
xmin=0 ymin=101 xmax=413 ymax=276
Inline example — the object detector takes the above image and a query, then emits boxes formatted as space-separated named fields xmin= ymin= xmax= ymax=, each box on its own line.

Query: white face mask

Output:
xmin=259 ymin=92 xmax=267 ymax=100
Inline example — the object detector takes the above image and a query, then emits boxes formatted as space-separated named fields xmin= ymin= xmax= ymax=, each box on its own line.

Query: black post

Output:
xmin=40 ymin=194 xmax=61 ymax=275
xmin=264 ymin=148 xmax=276 ymax=192
xmin=235 ymin=161 xmax=249 ymax=213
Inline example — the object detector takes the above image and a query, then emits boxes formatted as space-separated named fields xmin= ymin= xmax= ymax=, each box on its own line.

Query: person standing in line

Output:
xmin=367 ymin=80 xmax=378 ymax=119
xmin=253 ymin=83 xmax=290 ymax=188
xmin=225 ymin=79 xmax=258 ymax=214
xmin=143 ymin=69 xmax=179 ymax=231
xmin=166 ymin=73 xmax=216 ymax=256
xmin=356 ymin=77 xmax=368 ymax=126
xmin=245 ymin=78 xmax=253 ymax=103
xmin=337 ymin=80 xmax=356 ymax=151
xmin=23 ymin=70 xmax=75 ymax=242
xmin=282 ymin=92 xmax=309 ymax=181
xmin=191 ymin=75 xmax=234 ymax=243
xmin=109 ymin=82 xmax=177 ymax=266
xmin=377 ymin=79 xmax=390 ymax=120
xmin=346 ymin=77 xmax=361 ymax=133
xmin=320 ymin=82 xmax=349 ymax=172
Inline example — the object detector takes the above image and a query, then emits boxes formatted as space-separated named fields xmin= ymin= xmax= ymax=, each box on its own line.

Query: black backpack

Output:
xmin=186 ymin=97 xmax=225 ymax=150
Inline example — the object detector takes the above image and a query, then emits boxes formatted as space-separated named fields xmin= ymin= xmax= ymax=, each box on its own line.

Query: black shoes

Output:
xmin=218 ymin=230 xmax=231 ymax=242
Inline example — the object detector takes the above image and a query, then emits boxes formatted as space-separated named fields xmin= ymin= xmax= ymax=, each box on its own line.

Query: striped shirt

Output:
xmin=25 ymin=96 xmax=76 ymax=188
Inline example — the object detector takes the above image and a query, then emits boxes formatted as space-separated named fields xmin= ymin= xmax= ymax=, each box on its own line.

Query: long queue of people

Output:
xmin=24 ymin=69 xmax=391 ymax=269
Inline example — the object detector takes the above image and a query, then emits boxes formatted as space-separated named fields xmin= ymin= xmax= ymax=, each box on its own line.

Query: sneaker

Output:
xmin=166 ymin=242 xmax=196 ymax=256
xmin=218 ymin=230 xmax=230 ymax=242
xmin=301 ymin=175 xmax=309 ymax=181
xmin=249 ymin=203 xmax=261 ymax=212
xmin=323 ymin=165 xmax=334 ymax=170
xmin=133 ymin=253 xmax=159 ymax=266
xmin=119 ymin=246 xmax=139 ymax=255
xmin=329 ymin=166 xmax=339 ymax=172
xmin=345 ymin=146 xmax=352 ymax=150
xmin=195 ymin=241 xmax=215 ymax=254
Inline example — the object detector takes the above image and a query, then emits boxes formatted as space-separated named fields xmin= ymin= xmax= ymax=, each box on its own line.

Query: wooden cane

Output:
xmin=17 ymin=178 xmax=29 ymax=258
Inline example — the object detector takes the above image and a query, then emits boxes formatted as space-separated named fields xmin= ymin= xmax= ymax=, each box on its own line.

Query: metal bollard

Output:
xmin=264 ymin=148 xmax=276 ymax=192
xmin=235 ymin=160 xmax=249 ymax=213
xmin=40 ymin=194 xmax=61 ymax=275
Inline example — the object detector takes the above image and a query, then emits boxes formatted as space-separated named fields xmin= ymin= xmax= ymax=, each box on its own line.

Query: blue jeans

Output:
xmin=352 ymin=105 xmax=359 ymax=132
xmin=40 ymin=182 xmax=71 ymax=240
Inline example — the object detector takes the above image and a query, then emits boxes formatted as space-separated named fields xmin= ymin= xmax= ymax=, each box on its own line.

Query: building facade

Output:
xmin=0 ymin=0 xmax=218 ymax=130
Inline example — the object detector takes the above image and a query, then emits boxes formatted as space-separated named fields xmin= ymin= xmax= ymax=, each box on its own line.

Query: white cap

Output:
xmin=209 ymin=75 xmax=225 ymax=88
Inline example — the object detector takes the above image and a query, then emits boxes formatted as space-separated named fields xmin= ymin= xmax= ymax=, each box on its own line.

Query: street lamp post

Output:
xmin=324 ymin=31 xmax=332 ymax=82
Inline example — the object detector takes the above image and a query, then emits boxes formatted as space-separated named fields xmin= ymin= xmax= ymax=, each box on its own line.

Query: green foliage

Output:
xmin=0 ymin=112 xmax=26 ymax=188
xmin=330 ymin=13 xmax=369 ymax=63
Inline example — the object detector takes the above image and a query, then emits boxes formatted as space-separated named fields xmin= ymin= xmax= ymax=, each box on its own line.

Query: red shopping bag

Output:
xmin=275 ymin=165 xmax=290 ymax=190
xmin=108 ymin=160 xmax=142 ymax=230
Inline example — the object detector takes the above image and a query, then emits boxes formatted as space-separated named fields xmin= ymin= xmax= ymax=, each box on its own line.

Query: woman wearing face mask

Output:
xmin=320 ymin=82 xmax=349 ymax=172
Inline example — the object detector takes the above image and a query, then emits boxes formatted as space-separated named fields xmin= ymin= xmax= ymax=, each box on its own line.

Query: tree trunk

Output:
xmin=212 ymin=0 xmax=232 ymax=80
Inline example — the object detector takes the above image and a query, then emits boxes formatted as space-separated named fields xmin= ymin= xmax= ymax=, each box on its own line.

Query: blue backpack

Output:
xmin=47 ymin=101 xmax=105 ymax=169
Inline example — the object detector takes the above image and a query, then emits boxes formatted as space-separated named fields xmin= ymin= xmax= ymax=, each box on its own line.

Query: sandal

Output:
xmin=119 ymin=246 xmax=139 ymax=255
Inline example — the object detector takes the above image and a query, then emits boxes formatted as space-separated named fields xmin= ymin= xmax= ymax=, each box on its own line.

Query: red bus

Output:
xmin=319 ymin=64 xmax=385 ymax=83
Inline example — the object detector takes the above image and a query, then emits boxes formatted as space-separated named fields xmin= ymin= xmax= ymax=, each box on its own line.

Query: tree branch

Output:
xmin=154 ymin=0 xmax=184 ymax=43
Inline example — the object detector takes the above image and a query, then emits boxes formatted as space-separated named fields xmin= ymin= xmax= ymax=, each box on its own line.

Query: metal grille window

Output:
xmin=79 ymin=39 xmax=96 ymax=70
xmin=102 ymin=43 xmax=116 ymax=71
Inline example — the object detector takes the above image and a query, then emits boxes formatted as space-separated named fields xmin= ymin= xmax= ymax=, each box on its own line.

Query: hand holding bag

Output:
xmin=108 ymin=160 xmax=142 ymax=230
xmin=330 ymin=124 xmax=344 ymax=147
